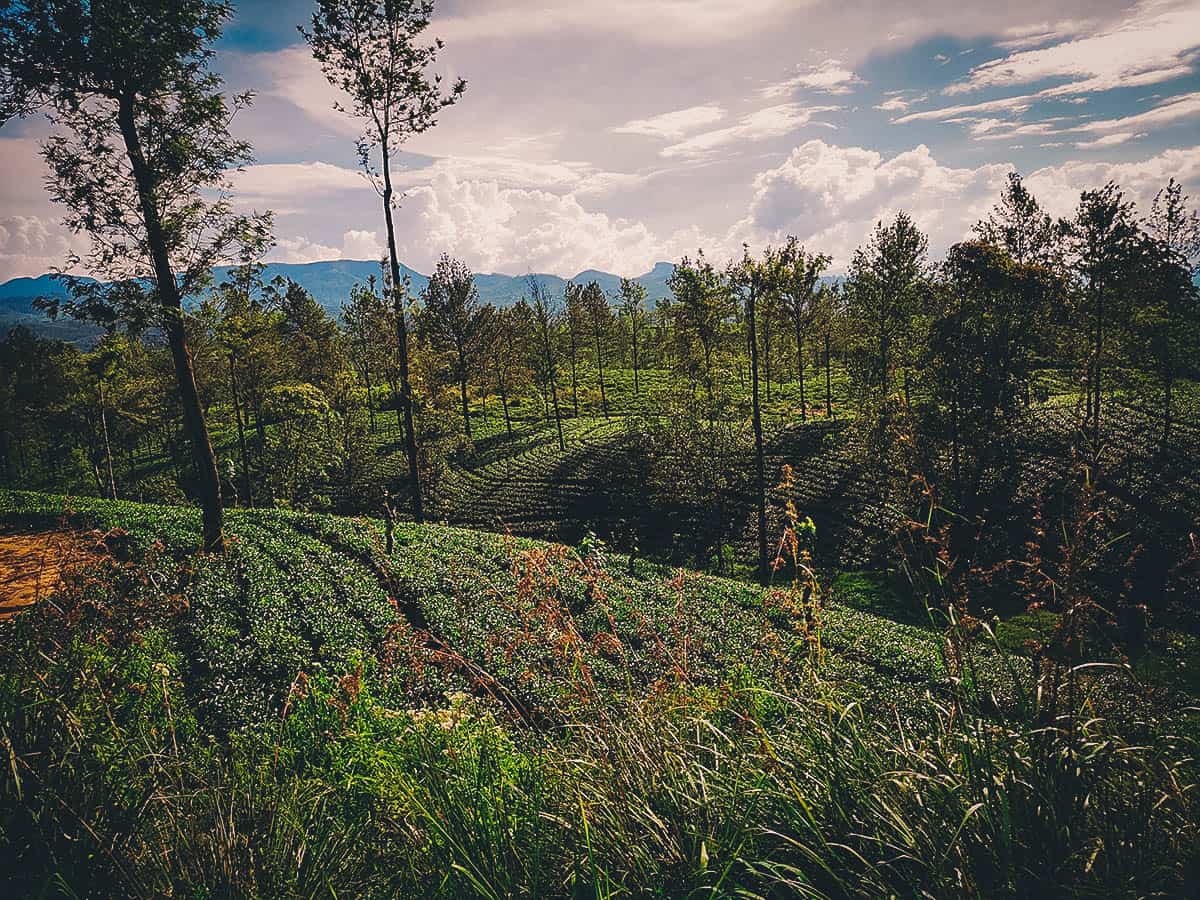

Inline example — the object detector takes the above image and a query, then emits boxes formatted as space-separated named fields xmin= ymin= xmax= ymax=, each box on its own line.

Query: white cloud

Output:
xmin=1073 ymin=131 xmax=1144 ymax=149
xmin=340 ymin=230 xmax=385 ymax=260
xmin=661 ymin=103 xmax=839 ymax=159
xmin=397 ymin=172 xmax=704 ymax=276
xmin=253 ymin=46 xmax=358 ymax=136
xmin=761 ymin=59 xmax=864 ymax=98
xmin=1024 ymin=146 xmax=1200 ymax=218
xmin=730 ymin=140 xmax=1011 ymax=267
xmin=892 ymin=93 xmax=1038 ymax=124
xmin=875 ymin=96 xmax=913 ymax=113
xmin=612 ymin=105 xmax=727 ymax=140
xmin=949 ymin=0 xmax=1200 ymax=96
xmin=234 ymin=161 xmax=366 ymax=209
xmin=268 ymin=229 xmax=386 ymax=265
xmin=0 ymin=215 xmax=89 ymax=282
xmin=435 ymin=0 xmax=802 ymax=46
xmin=1076 ymin=90 xmax=1200 ymax=133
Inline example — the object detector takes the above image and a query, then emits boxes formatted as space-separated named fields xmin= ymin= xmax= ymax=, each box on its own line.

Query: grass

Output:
xmin=0 ymin=489 xmax=1197 ymax=897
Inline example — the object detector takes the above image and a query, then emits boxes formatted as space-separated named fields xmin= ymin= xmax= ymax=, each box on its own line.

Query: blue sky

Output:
xmin=2 ymin=0 xmax=1199 ymax=281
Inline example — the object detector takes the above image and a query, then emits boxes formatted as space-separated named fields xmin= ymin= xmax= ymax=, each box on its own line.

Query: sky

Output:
xmin=2 ymin=0 xmax=1199 ymax=282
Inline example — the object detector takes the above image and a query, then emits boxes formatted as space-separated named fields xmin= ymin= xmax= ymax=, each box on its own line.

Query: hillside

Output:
xmin=0 ymin=259 xmax=681 ymax=343
xmin=0 ymin=488 xmax=1009 ymax=722
xmin=2 ymin=489 xmax=1195 ymax=897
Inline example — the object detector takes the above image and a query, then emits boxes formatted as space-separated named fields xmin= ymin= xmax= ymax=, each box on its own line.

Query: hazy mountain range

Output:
xmin=0 ymin=259 xmax=680 ymax=345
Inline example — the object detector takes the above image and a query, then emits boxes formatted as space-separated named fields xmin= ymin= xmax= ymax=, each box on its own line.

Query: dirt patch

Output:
xmin=0 ymin=531 xmax=94 ymax=620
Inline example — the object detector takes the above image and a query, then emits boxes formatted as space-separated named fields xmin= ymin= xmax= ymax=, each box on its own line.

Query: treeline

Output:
xmin=2 ymin=0 xmax=1199 ymax=582
xmin=3 ymin=173 xmax=1198 ymax=539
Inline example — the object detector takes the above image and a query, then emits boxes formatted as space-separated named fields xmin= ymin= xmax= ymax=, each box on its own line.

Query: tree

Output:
xmin=271 ymin=278 xmax=344 ymax=392
xmin=1139 ymin=180 xmax=1200 ymax=452
xmin=528 ymin=276 xmax=566 ymax=451
xmin=1064 ymin=183 xmax=1142 ymax=462
xmin=342 ymin=276 xmax=391 ymax=434
xmin=619 ymin=278 xmax=648 ymax=398
xmin=975 ymin=172 xmax=1060 ymax=267
xmin=1 ymin=0 xmax=272 ymax=551
xmin=730 ymin=247 xmax=769 ymax=584
xmin=421 ymin=254 xmax=489 ymax=441
xmin=563 ymin=281 xmax=586 ymax=416
xmin=485 ymin=303 xmax=533 ymax=438
xmin=846 ymin=213 xmax=928 ymax=411
xmin=927 ymin=241 xmax=1056 ymax=507
xmin=582 ymin=281 xmax=613 ymax=418
xmin=777 ymin=237 xmax=831 ymax=422
xmin=303 ymin=0 xmax=466 ymax=523
xmin=667 ymin=251 xmax=734 ymax=414
xmin=213 ymin=262 xmax=281 ymax=506
xmin=811 ymin=283 xmax=842 ymax=418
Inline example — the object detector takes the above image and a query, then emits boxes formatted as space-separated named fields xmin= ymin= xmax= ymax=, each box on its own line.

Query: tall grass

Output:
xmin=0 ymin=508 xmax=1196 ymax=898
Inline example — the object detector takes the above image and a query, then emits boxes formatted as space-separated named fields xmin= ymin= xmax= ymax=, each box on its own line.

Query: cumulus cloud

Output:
xmin=395 ymin=172 xmax=705 ymax=276
xmin=1024 ymin=146 xmax=1200 ymax=218
xmin=0 ymin=215 xmax=88 ymax=282
xmin=267 ymin=229 xmax=387 ymax=265
xmin=948 ymin=0 xmax=1200 ymax=96
xmin=612 ymin=105 xmax=727 ymax=140
xmin=661 ymin=103 xmax=839 ymax=160
xmin=729 ymin=140 xmax=1011 ymax=266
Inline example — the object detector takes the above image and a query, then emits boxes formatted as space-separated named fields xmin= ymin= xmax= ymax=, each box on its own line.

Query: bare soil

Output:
xmin=0 ymin=531 xmax=91 ymax=620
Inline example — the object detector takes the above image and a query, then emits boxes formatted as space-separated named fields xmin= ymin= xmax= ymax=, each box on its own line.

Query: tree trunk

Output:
xmin=824 ymin=330 xmax=833 ymax=418
xmin=595 ymin=332 xmax=609 ymax=418
xmin=229 ymin=354 xmax=253 ymax=506
xmin=363 ymin=361 xmax=375 ymax=433
xmin=762 ymin=315 xmax=772 ymax=403
xmin=117 ymin=93 xmax=224 ymax=551
xmin=98 ymin=381 xmax=117 ymax=500
xmin=550 ymin=375 xmax=565 ymax=451
xmin=568 ymin=329 xmax=580 ymax=417
xmin=459 ymin=373 xmax=472 ymax=441
xmin=747 ymin=285 xmax=768 ymax=585
xmin=796 ymin=322 xmax=806 ymax=423
xmin=381 ymin=142 xmax=423 ymax=523
xmin=631 ymin=320 xmax=641 ymax=397
xmin=496 ymin=357 xmax=513 ymax=437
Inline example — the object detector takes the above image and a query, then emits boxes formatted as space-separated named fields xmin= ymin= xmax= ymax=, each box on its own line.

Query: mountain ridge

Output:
xmin=0 ymin=259 xmax=680 ymax=343
xmin=0 ymin=259 xmax=678 ymax=309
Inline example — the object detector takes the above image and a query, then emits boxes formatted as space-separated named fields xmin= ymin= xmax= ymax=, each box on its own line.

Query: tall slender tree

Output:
xmin=1140 ymin=180 xmax=1200 ymax=452
xmin=846 ymin=214 xmax=928 ymax=411
xmin=1065 ymin=183 xmax=1141 ymax=462
xmin=342 ymin=276 xmax=391 ymax=434
xmin=420 ymin=254 xmax=489 ymax=441
xmin=303 ymin=0 xmax=466 ymax=522
xmin=619 ymin=278 xmax=648 ymax=398
xmin=667 ymin=251 xmax=734 ymax=414
xmin=582 ymin=281 xmax=612 ymax=418
xmin=730 ymin=248 xmax=769 ymax=584
xmin=777 ymin=237 xmax=831 ymax=422
xmin=1 ymin=0 xmax=272 ymax=551
xmin=563 ymin=281 xmax=586 ymax=416
xmin=528 ymin=276 xmax=566 ymax=451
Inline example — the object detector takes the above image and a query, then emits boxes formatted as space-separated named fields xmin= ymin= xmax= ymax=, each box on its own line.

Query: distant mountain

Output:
xmin=0 ymin=259 xmax=679 ymax=343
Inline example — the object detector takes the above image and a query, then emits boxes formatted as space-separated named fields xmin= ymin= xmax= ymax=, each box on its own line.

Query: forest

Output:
xmin=1 ymin=0 xmax=1199 ymax=898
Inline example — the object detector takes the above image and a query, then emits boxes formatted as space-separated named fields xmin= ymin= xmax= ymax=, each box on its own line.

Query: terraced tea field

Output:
xmin=0 ymin=488 xmax=1034 ymax=725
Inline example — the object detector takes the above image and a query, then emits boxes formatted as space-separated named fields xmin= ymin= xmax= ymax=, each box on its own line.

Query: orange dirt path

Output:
xmin=0 ymin=531 xmax=89 ymax=620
